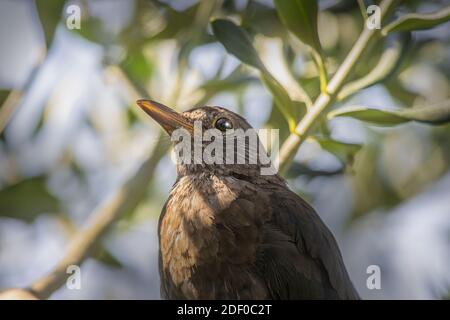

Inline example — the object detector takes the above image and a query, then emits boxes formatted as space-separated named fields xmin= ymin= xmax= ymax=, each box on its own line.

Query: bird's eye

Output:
xmin=214 ymin=117 xmax=233 ymax=131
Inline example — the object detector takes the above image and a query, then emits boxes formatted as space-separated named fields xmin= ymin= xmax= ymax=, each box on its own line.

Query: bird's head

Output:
xmin=137 ymin=99 xmax=277 ymax=178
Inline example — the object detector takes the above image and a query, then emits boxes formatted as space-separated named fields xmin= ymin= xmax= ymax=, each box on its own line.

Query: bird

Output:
xmin=136 ymin=99 xmax=360 ymax=300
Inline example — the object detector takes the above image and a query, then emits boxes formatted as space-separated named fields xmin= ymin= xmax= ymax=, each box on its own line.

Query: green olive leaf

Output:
xmin=338 ymin=32 xmax=412 ymax=101
xmin=382 ymin=6 xmax=450 ymax=35
xmin=0 ymin=177 xmax=60 ymax=222
xmin=312 ymin=136 xmax=362 ymax=165
xmin=211 ymin=18 xmax=265 ymax=70
xmin=273 ymin=0 xmax=322 ymax=53
xmin=274 ymin=0 xmax=327 ymax=92
xmin=35 ymin=0 xmax=65 ymax=47
xmin=328 ymin=100 xmax=450 ymax=125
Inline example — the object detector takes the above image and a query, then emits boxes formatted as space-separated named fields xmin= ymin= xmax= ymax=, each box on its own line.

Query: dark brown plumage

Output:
xmin=137 ymin=99 xmax=359 ymax=300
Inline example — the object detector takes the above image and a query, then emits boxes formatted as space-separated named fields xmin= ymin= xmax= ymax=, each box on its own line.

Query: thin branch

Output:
xmin=337 ymin=32 xmax=407 ymax=101
xmin=0 ymin=90 xmax=22 ymax=133
xmin=357 ymin=0 xmax=368 ymax=20
xmin=278 ymin=0 xmax=400 ymax=176
xmin=25 ymin=40 xmax=194 ymax=297
xmin=27 ymin=66 xmax=169 ymax=299
xmin=0 ymin=50 xmax=46 ymax=134
xmin=29 ymin=138 xmax=168 ymax=299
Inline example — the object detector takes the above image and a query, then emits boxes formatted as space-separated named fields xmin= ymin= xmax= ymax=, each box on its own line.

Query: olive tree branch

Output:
xmin=278 ymin=0 xmax=399 ymax=176
xmin=0 ymin=49 xmax=46 ymax=134
xmin=24 ymin=30 xmax=202 ymax=297
xmin=25 ymin=66 xmax=169 ymax=300
xmin=29 ymin=138 xmax=167 ymax=299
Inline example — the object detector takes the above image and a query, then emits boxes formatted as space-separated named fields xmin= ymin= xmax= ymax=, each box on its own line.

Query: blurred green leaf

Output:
xmin=323 ymin=0 xmax=359 ymax=13
xmin=73 ymin=17 xmax=113 ymax=46
xmin=328 ymin=100 xmax=450 ymax=125
xmin=0 ymin=177 xmax=60 ymax=222
xmin=266 ymin=103 xmax=290 ymax=142
xmin=273 ymin=0 xmax=321 ymax=53
xmin=152 ymin=1 xmax=201 ymax=40
xmin=211 ymin=18 xmax=300 ymax=131
xmin=0 ymin=90 xmax=9 ymax=105
xmin=93 ymin=245 xmax=123 ymax=268
xmin=126 ymin=105 xmax=140 ymax=126
xmin=241 ymin=1 xmax=286 ymax=38
xmin=35 ymin=0 xmax=65 ymax=47
xmin=198 ymin=67 xmax=256 ymax=104
xmin=313 ymin=136 xmax=362 ymax=165
xmin=32 ymin=111 xmax=46 ymax=137
xmin=286 ymin=161 xmax=344 ymax=179
xmin=121 ymin=50 xmax=153 ymax=86
xmin=200 ymin=73 xmax=255 ymax=93
xmin=273 ymin=0 xmax=327 ymax=92
xmin=211 ymin=18 xmax=265 ymax=70
xmin=348 ymin=144 xmax=400 ymax=222
xmin=384 ymin=79 xmax=418 ymax=106
xmin=443 ymin=289 xmax=450 ymax=300
xmin=338 ymin=32 xmax=412 ymax=101
xmin=329 ymin=107 xmax=407 ymax=125
xmin=260 ymin=74 xmax=298 ymax=131
xmin=382 ymin=6 xmax=450 ymax=35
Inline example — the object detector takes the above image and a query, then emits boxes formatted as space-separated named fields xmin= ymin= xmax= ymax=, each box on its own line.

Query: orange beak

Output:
xmin=136 ymin=100 xmax=193 ymax=135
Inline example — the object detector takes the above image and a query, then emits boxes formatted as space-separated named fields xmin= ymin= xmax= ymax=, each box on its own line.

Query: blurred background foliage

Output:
xmin=0 ymin=0 xmax=449 ymax=299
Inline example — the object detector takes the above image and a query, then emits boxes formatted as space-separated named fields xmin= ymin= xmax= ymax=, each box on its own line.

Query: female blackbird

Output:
xmin=137 ymin=99 xmax=359 ymax=300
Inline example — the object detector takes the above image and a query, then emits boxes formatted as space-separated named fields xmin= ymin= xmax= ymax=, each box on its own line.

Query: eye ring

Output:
xmin=214 ymin=117 xmax=233 ymax=131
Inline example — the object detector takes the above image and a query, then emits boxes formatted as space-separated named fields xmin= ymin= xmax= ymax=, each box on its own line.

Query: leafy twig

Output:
xmin=278 ymin=0 xmax=400 ymax=176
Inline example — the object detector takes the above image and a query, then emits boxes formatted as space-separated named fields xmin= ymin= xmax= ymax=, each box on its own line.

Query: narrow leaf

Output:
xmin=274 ymin=0 xmax=327 ymax=92
xmin=35 ymin=0 xmax=65 ymax=47
xmin=313 ymin=137 xmax=362 ymax=165
xmin=286 ymin=162 xmax=344 ymax=179
xmin=338 ymin=32 xmax=411 ymax=101
xmin=196 ymin=68 xmax=256 ymax=106
xmin=0 ymin=90 xmax=9 ymax=105
xmin=211 ymin=19 xmax=265 ymax=70
xmin=273 ymin=0 xmax=322 ymax=53
xmin=261 ymin=74 xmax=298 ymax=132
xmin=121 ymin=49 xmax=153 ymax=85
xmin=241 ymin=1 xmax=286 ymax=38
xmin=0 ymin=177 xmax=60 ymax=222
xmin=200 ymin=67 xmax=256 ymax=93
xmin=328 ymin=100 xmax=450 ymax=125
xmin=94 ymin=246 xmax=123 ymax=268
xmin=382 ymin=6 xmax=450 ymax=35
xmin=152 ymin=2 xmax=201 ymax=40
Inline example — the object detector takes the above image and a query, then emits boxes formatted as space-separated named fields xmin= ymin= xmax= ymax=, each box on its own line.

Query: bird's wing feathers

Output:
xmin=254 ymin=183 xmax=360 ymax=299
xmin=159 ymin=176 xmax=359 ymax=299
